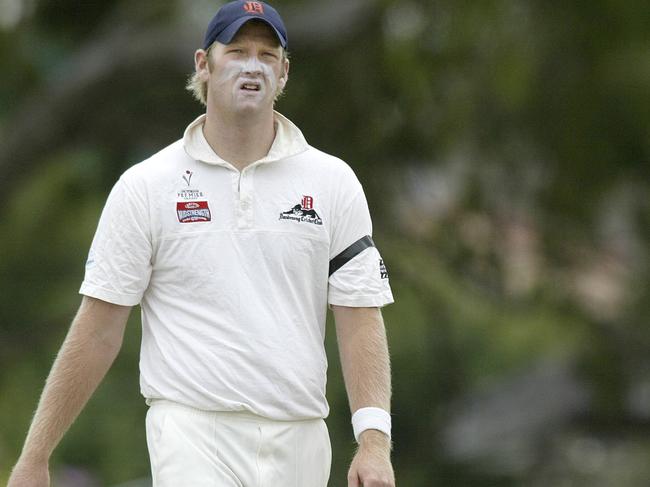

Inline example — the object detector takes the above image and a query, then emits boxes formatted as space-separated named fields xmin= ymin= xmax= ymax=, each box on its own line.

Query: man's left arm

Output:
xmin=333 ymin=305 xmax=395 ymax=487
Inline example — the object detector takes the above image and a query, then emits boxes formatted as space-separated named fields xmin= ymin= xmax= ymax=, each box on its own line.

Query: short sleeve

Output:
xmin=79 ymin=175 xmax=153 ymax=306
xmin=327 ymin=174 xmax=394 ymax=308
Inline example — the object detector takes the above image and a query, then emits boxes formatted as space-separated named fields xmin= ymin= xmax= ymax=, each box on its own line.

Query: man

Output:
xmin=8 ymin=2 xmax=395 ymax=486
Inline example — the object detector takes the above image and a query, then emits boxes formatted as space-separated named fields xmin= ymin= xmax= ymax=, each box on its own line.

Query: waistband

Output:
xmin=147 ymin=398 xmax=322 ymax=425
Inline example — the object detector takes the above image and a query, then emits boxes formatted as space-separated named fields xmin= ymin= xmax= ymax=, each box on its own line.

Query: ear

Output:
xmin=194 ymin=49 xmax=210 ymax=81
xmin=278 ymin=57 xmax=290 ymax=90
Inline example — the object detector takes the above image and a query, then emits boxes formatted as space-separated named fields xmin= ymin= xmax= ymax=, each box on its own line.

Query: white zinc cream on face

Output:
xmin=214 ymin=56 xmax=279 ymax=100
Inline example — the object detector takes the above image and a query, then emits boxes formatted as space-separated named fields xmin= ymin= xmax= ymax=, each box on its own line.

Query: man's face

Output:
xmin=201 ymin=21 xmax=288 ymax=115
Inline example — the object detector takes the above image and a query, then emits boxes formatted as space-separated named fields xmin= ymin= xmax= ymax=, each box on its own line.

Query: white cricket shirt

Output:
xmin=80 ymin=112 xmax=394 ymax=420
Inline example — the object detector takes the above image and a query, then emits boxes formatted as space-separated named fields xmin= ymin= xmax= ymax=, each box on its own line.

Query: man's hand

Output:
xmin=347 ymin=430 xmax=395 ymax=487
xmin=7 ymin=457 xmax=50 ymax=487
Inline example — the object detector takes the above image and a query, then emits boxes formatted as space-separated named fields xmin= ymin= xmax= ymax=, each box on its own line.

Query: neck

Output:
xmin=202 ymin=107 xmax=276 ymax=172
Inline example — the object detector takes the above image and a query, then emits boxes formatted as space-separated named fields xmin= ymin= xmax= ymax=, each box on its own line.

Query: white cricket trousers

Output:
xmin=145 ymin=400 xmax=331 ymax=487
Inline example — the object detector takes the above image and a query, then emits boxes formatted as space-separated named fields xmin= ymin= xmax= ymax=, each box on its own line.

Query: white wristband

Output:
xmin=351 ymin=407 xmax=392 ymax=442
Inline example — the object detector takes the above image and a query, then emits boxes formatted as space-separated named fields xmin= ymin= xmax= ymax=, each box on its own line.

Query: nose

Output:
xmin=241 ymin=56 xmax=263 ymax=76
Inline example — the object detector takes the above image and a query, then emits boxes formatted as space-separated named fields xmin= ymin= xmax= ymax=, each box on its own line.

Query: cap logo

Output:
xmin=243 ymin=2 xmax=264 ymax=14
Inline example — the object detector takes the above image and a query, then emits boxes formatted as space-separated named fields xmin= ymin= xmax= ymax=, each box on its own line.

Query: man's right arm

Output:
xmin=8 ymin=296 xmax=131 ymax=487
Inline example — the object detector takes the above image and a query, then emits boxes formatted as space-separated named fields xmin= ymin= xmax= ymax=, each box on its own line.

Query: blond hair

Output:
xmin=185 ymin=44 xmax=289 ymax=106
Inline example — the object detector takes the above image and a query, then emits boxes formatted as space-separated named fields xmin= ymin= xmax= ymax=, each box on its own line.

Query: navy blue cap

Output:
xmin=203 ymin=1 xmax=288 ymax=50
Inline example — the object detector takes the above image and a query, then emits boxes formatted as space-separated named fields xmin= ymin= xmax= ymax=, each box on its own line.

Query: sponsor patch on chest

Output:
xmin=177 ymin=201 xmax=211 ymax=223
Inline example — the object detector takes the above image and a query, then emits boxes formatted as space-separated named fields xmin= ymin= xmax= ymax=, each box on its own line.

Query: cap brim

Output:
xmin=215 ymin=17 xmax=287 ymax=48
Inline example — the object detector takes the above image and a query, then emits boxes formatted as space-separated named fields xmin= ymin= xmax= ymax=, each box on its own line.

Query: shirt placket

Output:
xmin=235 ymin=167 xmax=255 ymax=230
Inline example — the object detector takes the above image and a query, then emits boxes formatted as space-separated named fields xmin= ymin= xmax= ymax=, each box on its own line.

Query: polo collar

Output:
xmin=183 ymin=111 xmax=309 ymax=168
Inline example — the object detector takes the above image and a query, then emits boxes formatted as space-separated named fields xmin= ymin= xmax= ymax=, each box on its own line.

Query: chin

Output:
xmin=234 ymin=99 xmax=273 ymax=114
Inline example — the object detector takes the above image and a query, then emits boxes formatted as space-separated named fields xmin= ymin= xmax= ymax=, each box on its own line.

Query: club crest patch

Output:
xmin=243 ymin=2 xmax=264 ymax=14
xmin=177 ymin=201 xmax=211 ymax=223
xmin=279 ymin=195 xmax=322 ymax=225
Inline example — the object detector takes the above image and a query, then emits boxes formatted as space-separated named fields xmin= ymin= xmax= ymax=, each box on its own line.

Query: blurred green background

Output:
xmin=1 ymin=0 xmax=649 ymax=485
